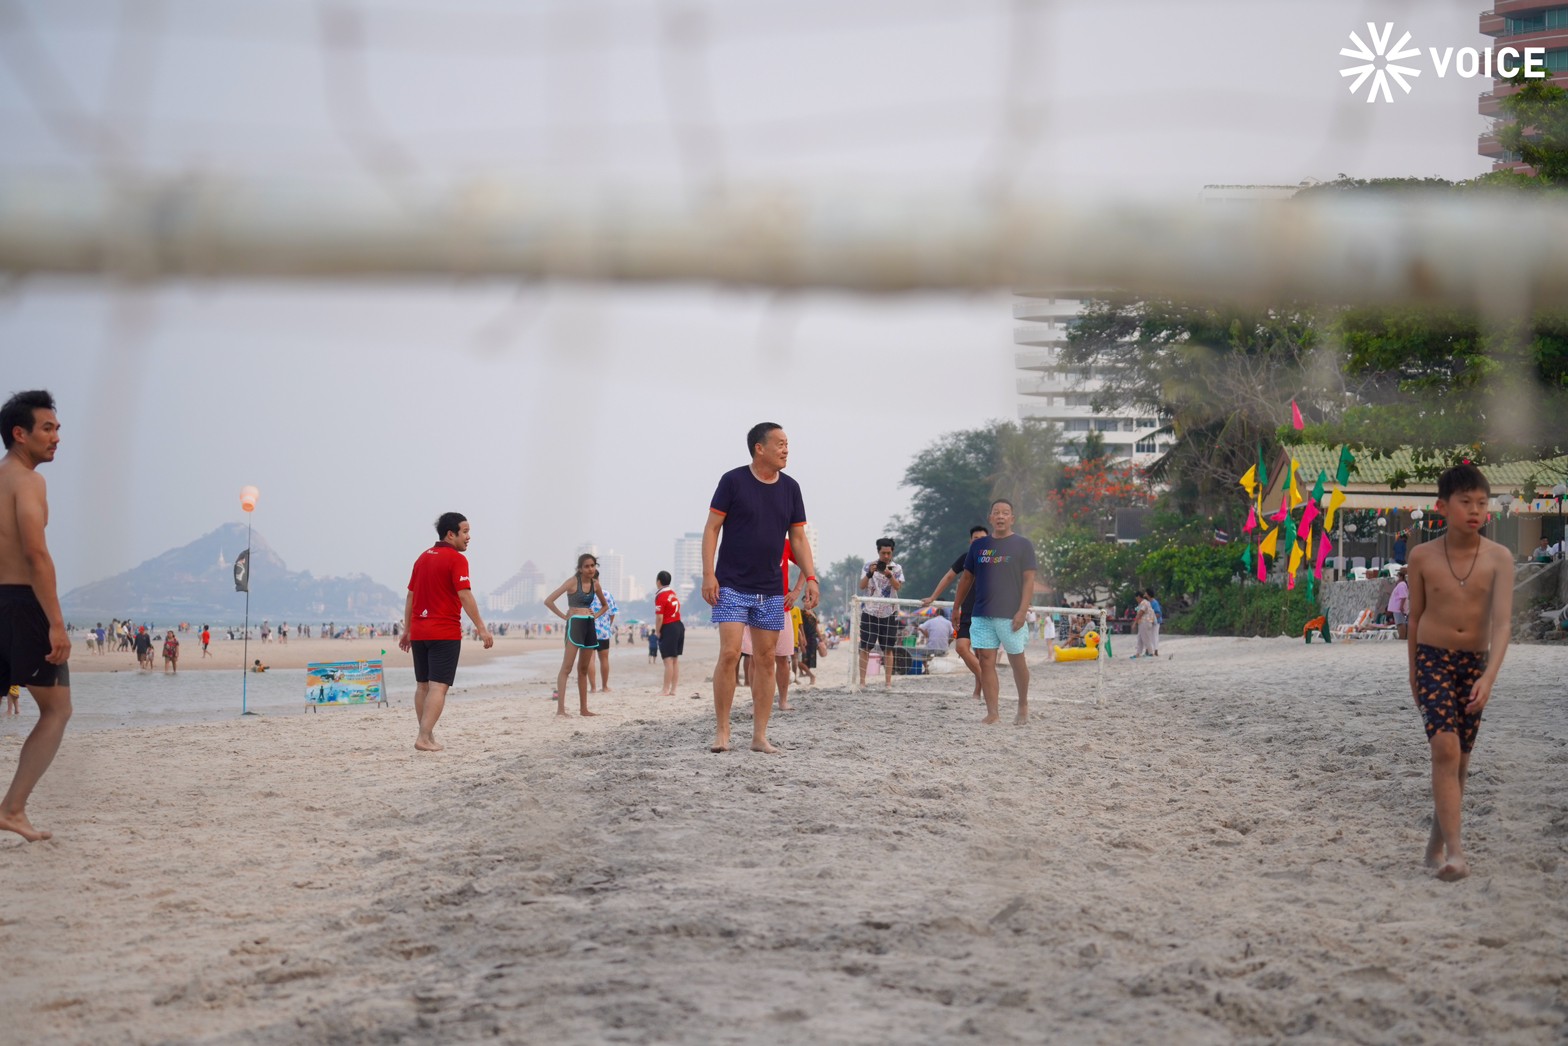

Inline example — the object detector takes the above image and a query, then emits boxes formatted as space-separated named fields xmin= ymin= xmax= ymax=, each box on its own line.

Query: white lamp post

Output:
xmin=1411 ymin=507 xmax=1424 ymax=549
xmin=1554 ymin=483 xmax=1567 ymax=560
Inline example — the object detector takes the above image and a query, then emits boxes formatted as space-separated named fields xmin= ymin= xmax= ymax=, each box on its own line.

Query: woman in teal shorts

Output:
xmin=544 ymin=553 xmax=609 ymax=718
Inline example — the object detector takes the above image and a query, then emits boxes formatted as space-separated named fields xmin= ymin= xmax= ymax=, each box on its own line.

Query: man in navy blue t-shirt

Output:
xmin=701 ymin=422 xmax=819 ymax=754
xmin=953 ymin=498 xmax=1038 ymax=726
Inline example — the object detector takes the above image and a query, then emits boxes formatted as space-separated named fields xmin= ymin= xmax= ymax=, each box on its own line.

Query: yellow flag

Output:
xmin=1289 ymin=460 xmax=1304 ymax=507
xmin=1239 ymin=464 xmax=1258 ymax=498
xmin=1259 ymin=526 xmax=1279 ymax=558
xmin=1324 ymin=487 xmax=1346 ymax=532
xmin=1288 ymin=539 xmax=1304 ymax=577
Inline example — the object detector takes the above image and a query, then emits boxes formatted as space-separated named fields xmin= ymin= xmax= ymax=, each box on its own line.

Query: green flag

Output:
xmin=1242 ymin=545 xmax=1253 ymax=571
xmin=1336 ymin=445 xmax=1355 ymax=486
xmin=1257 ymin=443 xmax=1267 ymax=490
xmin=1310 ymin=470 xmax=1326 ymax=505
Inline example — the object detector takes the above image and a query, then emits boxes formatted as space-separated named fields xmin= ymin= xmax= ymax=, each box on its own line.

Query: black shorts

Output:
xmin=859 ymin=611 xmax=899 ymax=652
xmin=0 ymin=585 xmax=69 ymax=689
xmin=411 ymin=639 xmax=461 ymax=686
xmin=567 ymin=615 xmax=598 ymax=649
xmin=955 ymin=602 xmax=975 ymax=641
xmin=660 ymin=621 xmax=685 ymax=659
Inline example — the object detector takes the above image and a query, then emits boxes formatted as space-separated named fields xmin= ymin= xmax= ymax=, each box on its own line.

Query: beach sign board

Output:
xmin=305 ymin=659 xmax=388 ymax=710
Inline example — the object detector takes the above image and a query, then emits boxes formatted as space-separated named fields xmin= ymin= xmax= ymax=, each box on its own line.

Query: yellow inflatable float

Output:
xmin=1053 ymin=630 xmax=1103 ymax=662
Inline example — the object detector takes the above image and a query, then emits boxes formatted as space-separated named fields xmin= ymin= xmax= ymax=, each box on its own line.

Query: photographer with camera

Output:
xmin=857 ymin=537 xmax=904 ymax=689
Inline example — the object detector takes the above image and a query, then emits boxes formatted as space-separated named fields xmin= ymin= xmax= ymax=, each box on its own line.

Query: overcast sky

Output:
xmin=0 ymin=0 xmax=1493 ymax=600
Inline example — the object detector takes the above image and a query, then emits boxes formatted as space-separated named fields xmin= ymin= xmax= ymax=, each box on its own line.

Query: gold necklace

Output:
xmin=1442 ymin=535 xmax=1479 ymax=588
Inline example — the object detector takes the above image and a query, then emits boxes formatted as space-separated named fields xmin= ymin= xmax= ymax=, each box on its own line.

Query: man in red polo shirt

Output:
xmin=397 ymin=511 xmax=493 ymax=752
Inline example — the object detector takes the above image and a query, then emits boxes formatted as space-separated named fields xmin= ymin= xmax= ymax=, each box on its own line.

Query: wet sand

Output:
xmin=2 ymin=631 xmax=1564 ymax=1043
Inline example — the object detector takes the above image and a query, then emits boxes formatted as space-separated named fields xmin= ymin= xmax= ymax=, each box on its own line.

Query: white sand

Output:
xmin=2 ymin=631 xmax=1565 ymax=1044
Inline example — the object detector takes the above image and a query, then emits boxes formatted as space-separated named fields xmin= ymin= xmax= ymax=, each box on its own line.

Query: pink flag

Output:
xmin=1300 ymin=501 xmax=1320 ymax=530
xmin=1256 ymin=544 xmax=1268 ymax=581
xmin=1291 ymin=400 xmax=1304 ymax=430
xmin=1243 ymin=505 xmax=1258 ymax=533
xmin=1313 ymin=525 xmax=1331 ymax=579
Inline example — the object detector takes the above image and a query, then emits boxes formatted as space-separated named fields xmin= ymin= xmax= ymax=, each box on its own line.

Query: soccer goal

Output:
xmin=847 ymin=596 xmax=1108 ymax=703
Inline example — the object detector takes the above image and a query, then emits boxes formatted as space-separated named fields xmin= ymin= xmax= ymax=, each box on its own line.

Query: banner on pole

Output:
xmin=234 ymin=548 xmax=251 ymax=593
xmin=305 ymin=660 xmax=388 ymax=709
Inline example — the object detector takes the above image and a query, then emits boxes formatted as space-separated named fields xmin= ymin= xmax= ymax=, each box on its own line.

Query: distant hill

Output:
xmin=61 ymin=523 xmax=404 ymax=625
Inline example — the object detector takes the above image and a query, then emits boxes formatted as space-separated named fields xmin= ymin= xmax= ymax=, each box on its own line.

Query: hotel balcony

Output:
xmin=1014 ymin=348 xmax=1058 ymax=371
xmin=1479 ymin=131 xmax=1506 ymax=159
xmin=1014 ymin=324 xmax=1065 ymax=347
xmin=1012 ymin=300 xmax=1080 ymax=323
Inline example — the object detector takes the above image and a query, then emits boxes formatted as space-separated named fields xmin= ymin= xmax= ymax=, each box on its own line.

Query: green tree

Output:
xmin=888 ymin=420 xmax=1062 ymax=596
xmin=1495 ymin=78 xmax=1568 ymax=183
xmin=1037 ymin=526 xmax=1137 ymax=605
xmin=1065 ymin=299 xmax=1361 ymax=515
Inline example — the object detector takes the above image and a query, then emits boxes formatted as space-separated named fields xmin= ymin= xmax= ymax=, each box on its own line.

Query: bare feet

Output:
xmin=555 ymin=709 xmax=571 ymax=718
xmin=580 ymin=709 xmax=599 ymax=717
xmin=981 ymin=714 xmax=1000 ymax=725
xmin=0 ymin=811 xmax=52 ymax=842
xmin=777 ymin=702 xmax=793 ymax=712
xmin=1436 ymin=855 xmax=1470 ymax=881
xmin=1424 ymin=830 xmax=1444 ymax=870
xmin=414 ymin=737 xmax=444 ymax=752
xmin=750 ymin=738 xmax=778 ymax=753
xmin=1014 ymin=712 xmax=1029 ymax=726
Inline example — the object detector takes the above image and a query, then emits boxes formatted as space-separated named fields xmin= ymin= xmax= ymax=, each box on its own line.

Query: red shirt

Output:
xmin=655 ymin=588 xmax=682 ymax=626
xmin=406 ymin=542 xmax=471 ymax=641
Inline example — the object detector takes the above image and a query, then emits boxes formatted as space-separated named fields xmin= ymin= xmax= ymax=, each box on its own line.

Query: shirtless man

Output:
xmin=0 ymin=390 xmax=72 ymax=842
xmin=1405 ymin=463 xmax=1514 ymax=882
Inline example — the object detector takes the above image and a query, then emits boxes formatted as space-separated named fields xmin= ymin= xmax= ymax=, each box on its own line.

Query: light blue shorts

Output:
xmin=711 ymin=587 xmax=787 ymax=632
xmin=969 ymin=615 xmax=1029 ymax=655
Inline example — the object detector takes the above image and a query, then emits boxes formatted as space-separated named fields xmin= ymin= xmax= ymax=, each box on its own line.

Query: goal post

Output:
xmin=847 ymin=595 xmax=1108 ymax=704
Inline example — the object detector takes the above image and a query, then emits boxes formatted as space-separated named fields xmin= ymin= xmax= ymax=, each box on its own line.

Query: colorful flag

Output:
xmin=1336 ymin=445 xmax=1355 ymax=485
xmin=1259 ymin=527 xmax=1279 ymax=558
xmin=1324 ymin=487 xmax=1346 ymax=532
xmin=1310 ymin=469 xmax=1327 ymax=506
xmin=1243 ymin=504 xmax=1258 ymax=533
xmin=1289 ymin=460 xmax=1304 ymax=507
xmin=1300 ymin=501 xmax=1321 ymax=531
xmin=1239 ymin=464 xmax=1258 ymax=498
xmin=1313 ymin=525 xmax=1331 ymax=579
xmin=1291 ymin=400 xmax=1305 ymax=430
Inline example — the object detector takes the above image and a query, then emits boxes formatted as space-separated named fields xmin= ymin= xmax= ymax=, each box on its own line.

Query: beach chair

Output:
xmin=1333 ymin=609 xmax=1399 ymax=642
xmin=1331 ymin=609 xmax=1373 ymax=640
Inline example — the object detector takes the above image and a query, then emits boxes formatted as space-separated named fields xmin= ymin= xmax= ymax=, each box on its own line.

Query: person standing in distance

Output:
xmin=952 ymin=499 xmax=1038 ymax=726
xmin=920 ymin=524 xmax=989 ymax=701
xmin=398 ymin=512 xmax=493 ymax=752
xmin=653 ymin=570 xmax=684 ymax=696
xmin=702 ymin=422 xmax=818 ymax=754
xmin=0 ymin=390 xmax=72 ymax=841
xmin=857 ymin=538 xmax=903 ymax=689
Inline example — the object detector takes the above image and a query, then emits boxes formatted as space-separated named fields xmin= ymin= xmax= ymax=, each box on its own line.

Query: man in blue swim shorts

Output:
xmin=953 ymin=498 xmax=1038 ymax=726
xmin=701 ymin=422 xmax=819 ymax=754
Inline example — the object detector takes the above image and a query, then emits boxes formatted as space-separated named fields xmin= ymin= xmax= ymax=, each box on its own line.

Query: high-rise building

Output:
xmin=578 ymin=543 xmax=631 ymax=603
xmin=487 ymin=560 xmax=546 ymax=615
xmin=672 ymin=532 xmax=704 ymax=599
xmin=1479 ymin=6 xmax=1568 ymax=169
xmin=1013 ymin=295 xmax=1168 ymax=463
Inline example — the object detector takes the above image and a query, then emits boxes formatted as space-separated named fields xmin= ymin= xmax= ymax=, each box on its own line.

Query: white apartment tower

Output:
xmin=1013 ymin=295 xmax=1166 ymax=463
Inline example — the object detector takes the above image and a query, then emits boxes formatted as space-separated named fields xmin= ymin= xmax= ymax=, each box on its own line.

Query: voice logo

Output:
xmin=1340 ymin=22 xmax=1547 ymax=103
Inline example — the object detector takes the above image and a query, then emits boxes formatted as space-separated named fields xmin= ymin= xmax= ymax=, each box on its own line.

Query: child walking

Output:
xmin=1404 ymin=463 xmax=1514 ymax=881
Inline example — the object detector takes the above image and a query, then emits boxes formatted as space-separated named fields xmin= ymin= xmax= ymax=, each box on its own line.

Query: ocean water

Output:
xmin=3 ymin=650 xmax=564 ymax=734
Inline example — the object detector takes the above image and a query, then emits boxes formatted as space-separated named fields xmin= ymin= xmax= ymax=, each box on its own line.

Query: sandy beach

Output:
xmin=2 ymin=630 xmax=1565 ymax=1044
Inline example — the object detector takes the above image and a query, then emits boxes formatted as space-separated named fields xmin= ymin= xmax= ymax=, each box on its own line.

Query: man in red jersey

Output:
xmin=653 ymin=570 xmax=683 ymax=697
xmin=398 ymin=512 xmax=493 ymax=752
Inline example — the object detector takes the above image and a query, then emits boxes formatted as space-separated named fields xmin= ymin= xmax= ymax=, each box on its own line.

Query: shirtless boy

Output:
xmin=0 ymin=390 xmax=72 ymax=842
xmin=1405 ymin=463 xmax=1514 ymax=882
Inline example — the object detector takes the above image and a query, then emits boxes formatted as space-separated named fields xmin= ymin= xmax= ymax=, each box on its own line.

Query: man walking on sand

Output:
xmin=952 ymin=499 xmax=1038 ymax=726
xmin=397 ymin=512 xmax=493 ymax=752
xmin=0 ymin=390 xmax=72 ymax=841
xmin=1404 ymin=463 xmax=1514 ymax=882
xmin=702 ymin=422 xmax=819 ymax=754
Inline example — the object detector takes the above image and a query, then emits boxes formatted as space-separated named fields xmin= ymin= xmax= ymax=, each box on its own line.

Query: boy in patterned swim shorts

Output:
xmin=1404 ymin=463 xmax=1514 ymax=882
